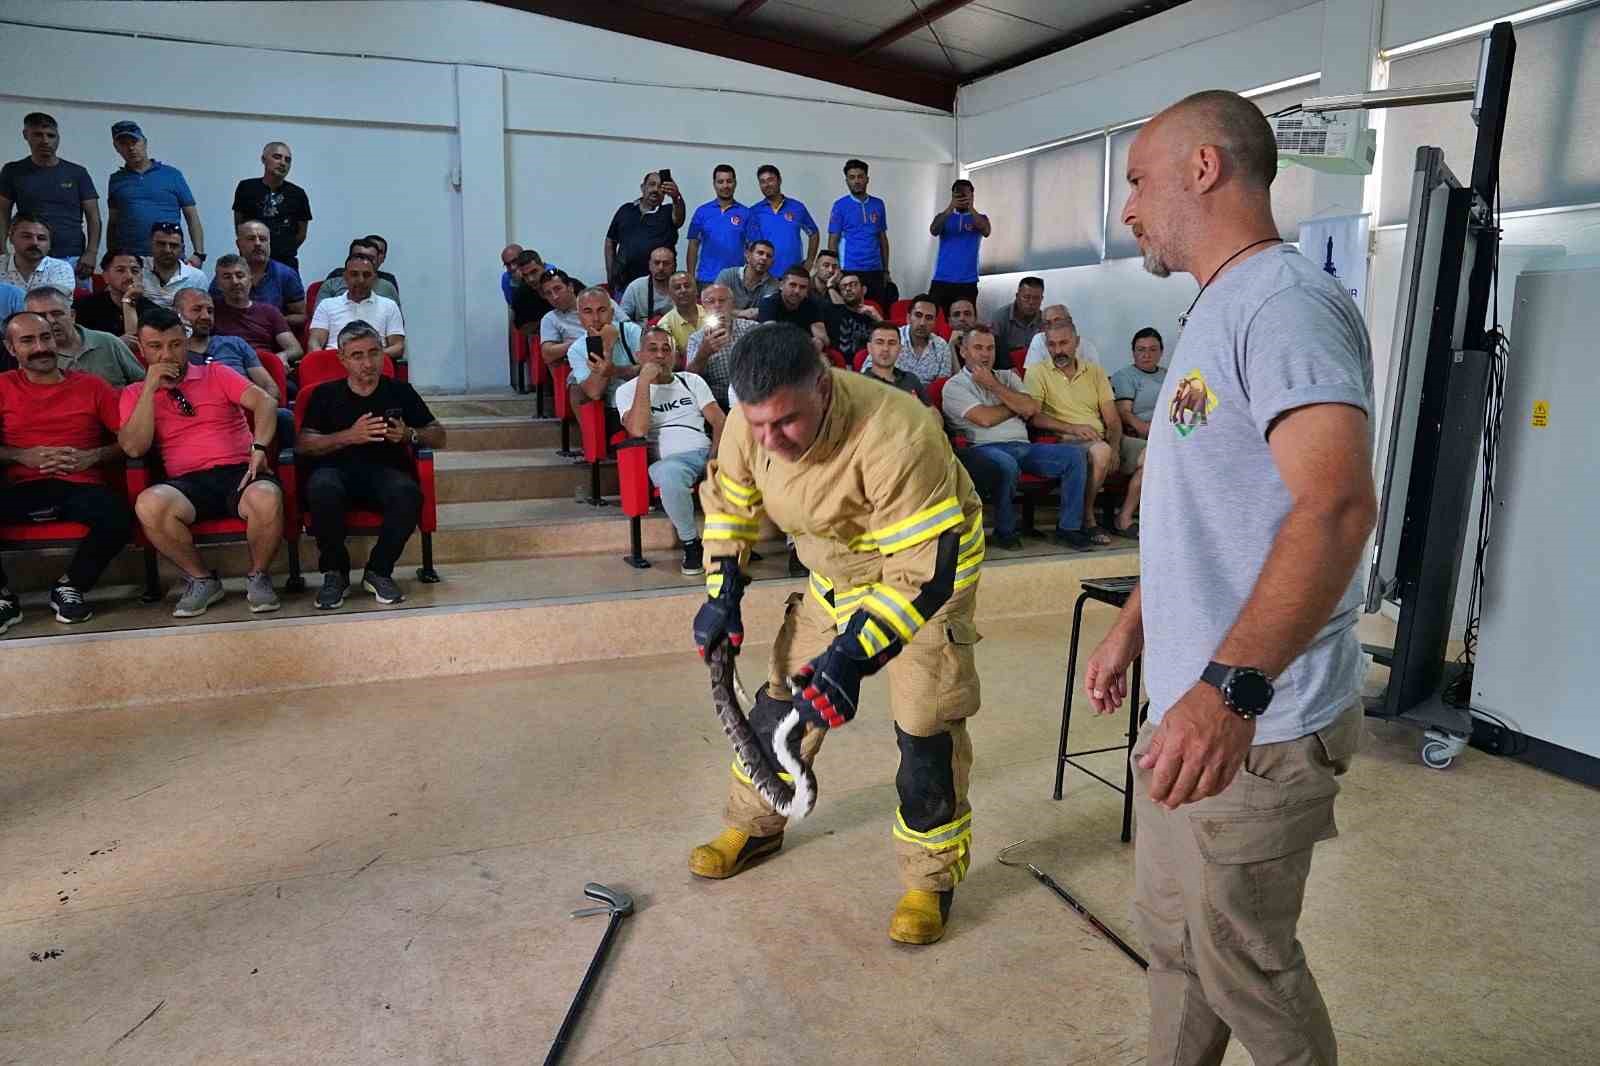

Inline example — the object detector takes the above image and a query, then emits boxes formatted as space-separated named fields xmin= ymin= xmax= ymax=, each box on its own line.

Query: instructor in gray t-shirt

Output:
xmin=1083 ymin=91 xmax=1377 ymax=1066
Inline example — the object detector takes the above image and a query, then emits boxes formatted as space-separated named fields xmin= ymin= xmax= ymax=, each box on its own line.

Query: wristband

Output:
xmin=251 ymin=442 xmax=269 ymax=454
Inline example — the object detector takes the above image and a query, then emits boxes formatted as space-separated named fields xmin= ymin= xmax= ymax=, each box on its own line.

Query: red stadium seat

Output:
xmin=299 ymin=280 xmax=322 ymax=353
xmin=551 ymin=359 xmax=577 ymax=456
xmin=1007 ymin=347 xmax=1027 ymax=372
xmin=575 ymin=396 xmax=612 ymax=506
xmin=528 ymin=335 xmax=550 ymax=418
xmin=0 ymin=462 xmax=133 ymax=572
xmin=824 ymin=347 xmax=847 ymax=368
xmin=292 ymin=381 xmax=440 ymax=584
xmin=255 ymin=349 xmax=289 ymax=403
xmin=614 ymin=429 xmax=706 ymax=570
xmin=888 ymin=300 xmax=912 ymax=325
xmin=851 ymin=349 xmax=869 ymax=372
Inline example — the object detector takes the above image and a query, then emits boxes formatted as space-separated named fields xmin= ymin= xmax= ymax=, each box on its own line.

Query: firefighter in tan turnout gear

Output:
xmin=689 ymin=323 xmax=986 ymax=945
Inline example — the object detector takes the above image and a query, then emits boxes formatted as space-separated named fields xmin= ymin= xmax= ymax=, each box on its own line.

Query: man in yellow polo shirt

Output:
xmin=1024 ymin=320 xmax=1132 ymax=543
xmin=654 ymin=270 xmax=706 ymax=355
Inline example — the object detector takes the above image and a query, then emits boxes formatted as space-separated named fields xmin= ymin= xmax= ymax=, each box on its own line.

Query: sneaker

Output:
xmin=993 ymin=533 xmax=1024 ymax=551
xmin=362 ymin=571 xmax=405 ymax=605
xmin=787 ymin=546 xmax=808 ymax=578
xmin=0 ymin=591 xmax=20 ymax=635
xmin=172 ymin=574 xmax=225 ymax=618
xmin=49 ymin=583 xmax=94 ymax=624
xmin=680 ymin=539 xmax=705 ymax=576
xmin=245 ymin=571 xmax=280 ymax=613
xmin=1053 ymin=529 xmax=1092 ymax=551
xmin=316 ymin=572 xmax=349 ymax=610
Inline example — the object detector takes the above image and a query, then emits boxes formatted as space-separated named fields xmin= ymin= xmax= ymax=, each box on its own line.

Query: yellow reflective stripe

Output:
xmin=716 ymin=471 xmax=761 ymax=508
xmin=704 ymin=513 xmax=760 ymax=542
xmin=832 ymin=586 xmax=869 ymax=622
xmin=861 ymin=584 xmax=923 ymax=642
xmin=706 ymin=572 xmax=724 ymax=597
xmin=857 ymin=618 xmax=892 ymax=657
xmin=847 ymin=531 xmax=878 ymax=552
xmin=868 ymin=497 xmax=963 ymax=555
xmin=959 ymin=512 xmax=983 ymax=554
xmin=954 ymin=561 xmax=982 ymax=591
xmin=949 ymin=841 xmax=971 ymax=885
xmin=893 ymin=809 xmax=973 ymax=852
xmin=730 ymin=760 xmax=794 ymax=786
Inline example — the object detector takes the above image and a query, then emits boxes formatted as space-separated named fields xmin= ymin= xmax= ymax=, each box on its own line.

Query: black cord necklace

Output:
xmin=1178 ymin=236 xmax=1281 ymax=329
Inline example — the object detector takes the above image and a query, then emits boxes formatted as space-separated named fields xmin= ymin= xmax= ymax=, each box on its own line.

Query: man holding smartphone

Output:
xmin=606 ymin=170 xmax=684 ymax=292
xmin=569 ymin=285 xmax=644 ymax=413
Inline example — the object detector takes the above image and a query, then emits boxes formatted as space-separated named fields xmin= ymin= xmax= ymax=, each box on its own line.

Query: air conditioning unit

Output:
xmin=1271 ymin=110 xmax=1376 ymax=175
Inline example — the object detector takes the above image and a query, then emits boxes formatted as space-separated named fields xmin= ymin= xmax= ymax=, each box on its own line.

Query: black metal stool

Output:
xmin=1053 ymin=575 xmax=1145 ymax=843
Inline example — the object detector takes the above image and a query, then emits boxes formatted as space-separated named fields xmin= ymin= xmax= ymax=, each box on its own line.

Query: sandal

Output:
xmin=1114 ymin=521 xmax=1140 ymax=540
xmin=1081 ymin=525 xmax=1114 ymax=546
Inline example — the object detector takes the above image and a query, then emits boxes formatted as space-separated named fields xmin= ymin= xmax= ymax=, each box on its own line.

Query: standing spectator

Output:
xmin=860 ymin=321 xmax=924 ymax=400
xmin=822 ymin=272 xmax=878 ymax=359
xmin=1084 ymin=91 xmax=1376 ymax=1066
xmin=1105 ymin=327 xmax=1167 ymax=538
xmin=313 ymin=237 xmax=399 ymax=309
xmin=1024 ymin=321 xmax=1121 ymax=546
xmin=714 ymin=239 xmax=778 ymax=317
xmin=756 ymin=266 xmax=829 ymax=353
xmin=119 ymin=306 xmax=285 ymax=617
xmin=0 ymin=214 xmax=75 ymax=296
xmin=106 ymin=121 xmax=204 ymax=263
xmin=308 ymin=255 xmax=405 ymax=362
xmin=827 ymin=158 xmax=891 ymax=309
xmin=615 ymin=325 xmax=725 ymax=575
xmin=686 ymin=165 xmax=748 ymax=286
xmin=141 ymin=221 xmax=207 ymax=307
xmin=606 ymin=170 xmax=684 ymax=291
xmin=684 ymin=283 xmax=756 ymax=410
xmin=500 ymin=243 xmax=524 ymax=306
xmin=509 ymin=250 xmax=552 ymax=337
xmin=0 ymin=112 xmax=101 ymax=279
xmin=927 ymin=179 xmax=989 ymax=310
xmin=298 ymin=321 xmax=446 ymax=610
xmin=215 ymin=221 xmax=306 ymax=329
xmin=619 ymin=245 xmax=677 ymax=323
xmin=1024 ymin=304 xmax=1104 ymax=369
xmin=25 ymin=285 xmax=146 ymax=388
xmin=211 ymin=254 xmax=301 ymax=363
xmin=232 ymin=142 xmax=311 ymax=270
xmin=748 ymin=164 xmax=819 ymax=277
xmin=896 ymin=293 xmax=955 ymax=382
xmin=940 ymin=324 xmax=1089 ymax=551
xmin=0 ymin=310 xmax=132 ymax=628
xmin=946 ymin=296 xmax=979 ymax=357
xmin=73 ymin=250 xmax=154 ymax=343
xmin=173 ymin=289 xmax=281 ymax=404
xmin=655 ymin=271 xmax=706 ymax=355
xmin=988 ymin=276 xmax=1045 ymax=367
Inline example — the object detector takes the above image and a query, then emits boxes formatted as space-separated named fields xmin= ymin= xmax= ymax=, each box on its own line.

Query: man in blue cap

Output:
xmin=106 ymin=121 xmax=205 ymax=266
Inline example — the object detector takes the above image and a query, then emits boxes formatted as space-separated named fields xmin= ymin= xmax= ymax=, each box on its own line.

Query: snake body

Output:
xmin=707 ymin=642 xmax=816 ymax=820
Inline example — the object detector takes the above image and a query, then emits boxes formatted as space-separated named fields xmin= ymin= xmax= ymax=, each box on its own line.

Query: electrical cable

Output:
xmin=1266 ymin=103 xmax=1304 ymax=118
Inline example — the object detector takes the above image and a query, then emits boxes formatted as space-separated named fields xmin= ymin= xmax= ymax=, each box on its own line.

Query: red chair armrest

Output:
xmin=578 ymin=399 xmax=609 ymax=462
xmin=413 ymin=446 xmax=438 ymax=533
xmin=615 ymin=437 xmax=652 ymax=517
xmin=552 ymin=361 xmax=572 ymax=419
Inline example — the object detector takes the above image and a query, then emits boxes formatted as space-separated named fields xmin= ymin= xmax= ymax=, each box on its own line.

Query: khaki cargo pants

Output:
xmin=1131 ymin=701 xmax=1364 ymax=1066
xmin=724 ymin=583 xmax=981 ymax=892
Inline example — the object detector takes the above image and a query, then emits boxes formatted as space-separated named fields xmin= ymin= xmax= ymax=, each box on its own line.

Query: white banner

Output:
xmin=1299 ymin=213 xmax=1370 ymax=320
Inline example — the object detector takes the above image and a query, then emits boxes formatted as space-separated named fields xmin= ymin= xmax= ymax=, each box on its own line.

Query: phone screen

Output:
xmin=385 ymin=407 xmax=404 ymax=425
xmin=586 ymin=335 xmax=605 ymax=358
xmin=658 ymin=168 xmax=672 ymax=184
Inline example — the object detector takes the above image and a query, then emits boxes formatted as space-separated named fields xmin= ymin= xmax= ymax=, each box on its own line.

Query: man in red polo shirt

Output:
xmin=0 ymin=310 xmax=132 ymax=630
xmin=118 ymin=306 xmax=283 ymax=618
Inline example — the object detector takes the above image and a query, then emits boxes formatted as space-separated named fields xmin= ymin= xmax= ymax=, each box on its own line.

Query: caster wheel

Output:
xmin=1421 ymin=740 xmax=1454 ymax=770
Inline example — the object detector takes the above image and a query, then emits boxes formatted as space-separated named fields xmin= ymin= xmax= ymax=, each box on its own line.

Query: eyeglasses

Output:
xmin=168 ymin=386 xmax=195 ymax=417
xmin=150 ymin=221 xmax=182 ymax=235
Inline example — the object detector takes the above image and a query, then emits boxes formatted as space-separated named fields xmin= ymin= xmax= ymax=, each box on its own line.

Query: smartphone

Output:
xmin=702 ymin=314 xmax=721 ymax=333
xmin=658 ymin=168 xmax=673 ymax=185
xmin=384 ymin=406 xmax=404 ymax=427
xmin=586 ymin=335 xmax=605 ymax=358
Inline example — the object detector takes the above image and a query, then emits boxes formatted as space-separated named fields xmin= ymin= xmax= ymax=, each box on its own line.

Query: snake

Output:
xmin=706 ymin=641 xmax=816 ymax=821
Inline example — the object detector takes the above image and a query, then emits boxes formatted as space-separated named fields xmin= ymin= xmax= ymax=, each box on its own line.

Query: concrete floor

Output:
xmin=2 ymin=612 xmax=1596 ymax=1065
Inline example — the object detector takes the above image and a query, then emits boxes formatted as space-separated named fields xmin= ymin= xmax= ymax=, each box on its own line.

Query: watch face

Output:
xmin=1226 ymin=669 xmax=1274 ymax=712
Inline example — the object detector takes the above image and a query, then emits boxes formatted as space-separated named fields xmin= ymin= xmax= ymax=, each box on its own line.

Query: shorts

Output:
xmin=1119 ymin=435 xmax=1146 ymax=475
xmin=163 ymin=463 xmax=280 ymax=523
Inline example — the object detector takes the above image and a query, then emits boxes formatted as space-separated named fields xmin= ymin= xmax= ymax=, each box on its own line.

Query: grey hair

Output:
xmin=577 ymin=285 xmax=611 ymax=304
xmin=729 ymin=323 xmax=824 ymax=406
xmin=22 ymin=285 xmax=69 ymax=308
xmin=173 ymin=286 xmax=210 ymax=311
xmin=336 ymin=319 xmax=383 ymax=351
xmin=214 ymin=253 xmax=247 ymax=272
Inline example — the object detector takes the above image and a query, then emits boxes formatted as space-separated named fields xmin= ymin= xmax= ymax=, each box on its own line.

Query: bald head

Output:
xmin=1151 ymin=90 xmax=1278 ymax=190
xmin=501 ymin=243 xmax=523 ymax=268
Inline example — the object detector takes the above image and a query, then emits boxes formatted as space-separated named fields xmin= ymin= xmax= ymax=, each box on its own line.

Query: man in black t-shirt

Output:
xmin=297 ymin=320 xmax=445 ymax=610
xmin=509 ymin=249 xmax=552 ymax=334
xmin=756 ymin=266 xmax=829 ymax=353
xmin=231 ymin=142 xmax=312 ymax=270
xmin=605 ymin=171 xmax=684 ymax=290
xmin=72 ymin=250 xmax=156 ymax=343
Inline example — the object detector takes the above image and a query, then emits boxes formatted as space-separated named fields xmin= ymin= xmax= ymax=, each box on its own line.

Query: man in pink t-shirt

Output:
xmin=119 ymin=306 xmax=284 ymax=617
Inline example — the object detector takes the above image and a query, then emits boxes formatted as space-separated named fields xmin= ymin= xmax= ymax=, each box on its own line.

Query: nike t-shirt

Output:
xmin=613 ymin=371 xmax=714 ymax=458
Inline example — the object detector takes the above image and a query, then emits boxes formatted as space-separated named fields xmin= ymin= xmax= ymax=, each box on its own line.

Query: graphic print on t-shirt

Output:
xmin=1168 ymin=369 xmax=1218 ymax=438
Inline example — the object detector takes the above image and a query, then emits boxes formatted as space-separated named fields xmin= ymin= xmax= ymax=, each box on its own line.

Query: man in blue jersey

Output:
xmin=685 ymin=164 xmax=748 ymax=288
xmin=747 ymin=164 xmax=819 ymax=277
xmin=927 ymin=179 xmax=990 ymax=311
xmin=105 ymin=121 xmax=205 ymax=264
xmin=827 ymin=158 xmax=892 ymax=310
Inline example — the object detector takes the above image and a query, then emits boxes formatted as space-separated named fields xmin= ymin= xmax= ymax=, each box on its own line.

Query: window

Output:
xmin=971 ymin=135 xmax=1106 ymax=273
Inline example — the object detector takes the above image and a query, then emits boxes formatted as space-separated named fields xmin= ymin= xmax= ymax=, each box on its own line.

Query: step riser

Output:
xmin=438 ymin=463 xmax=618 ymax=504
xmin=444 ymin=423 xmax=562 ymax=452
xmin=429 ymin=399 xmax=543 ymax=419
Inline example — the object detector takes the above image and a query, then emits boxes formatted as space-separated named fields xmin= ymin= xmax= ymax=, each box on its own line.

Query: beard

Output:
xmin=1141 ymin=249 xmax=1172 ymax=278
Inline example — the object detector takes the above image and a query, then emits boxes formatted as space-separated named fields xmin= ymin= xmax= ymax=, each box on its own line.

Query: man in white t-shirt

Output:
xmin=615 ymin=325 xmax=725 ymax=576
xmin=1022 ymin=304 xmax=1101 ymax=369
xmin=308 ymin=254 xmax=405 ymax=361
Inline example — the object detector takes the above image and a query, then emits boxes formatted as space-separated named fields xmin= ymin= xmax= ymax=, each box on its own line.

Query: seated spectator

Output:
xmin=1 ymin=280 xmax=26 ymax=329
xmin=684 ymin=283 xmax=756 ymax=409
xmin=314 ymin=237 xmax=400 ymax=309
xmin=509 ymin=249 xmax=551 ymax=338
xmin=500 ymin=243 xmax=523 ymax=306
xmin=1023 ymin=304 xmax=1102 ymax=368
xmin=212 ymin=220 xmax=306 ymax=329
xmin=714 ymin=239 xmax=778 ymax=317
xmin=141 ymin=221 xmax=207 ymax=307
xmin=0 ymin=310 xmax=132 ymax=628
xmin=810 ymin=247 xmax=844 ymax=305
xmin=1105 ymin=327 xmax=1167 ymax=537
xmin=329 ymin=233 xmax=400 ymax=296
xmin=297 ymin=320 xmax=445 ymax=610
xmin=941 ymin=324 xmax=1089 ymax=551
xmin=946 ymin=296 xmax=979 ymax=356
xmin=72 ymin=250 xmax=155 ymax=343
xmin=308 ymin=255 xmax=405 ymax=362
xmin=537 ymin=268 xmax=584 ymax=367
xmin=655 ymin=271 xmax=705 ymax=355
xmin=0 ymin=214 xmax=75 ymax=296
xmin=988 ymin=276 xmax=1045 ymax=367
xmin=570 ymin=285 xmax=644 ymax=408
xmin=232 ymin=141 xmax=311 ymax=270
xmin=1023 ymin=320 xmax=1124 ymax=545
xmin=619 ymin=245 xmax=677 ymax=323
xmin=211 ymin=254 xmax=302 ymax=362
xmin=173 ymin=289 xmax=286 ymax=430
xmin=25 ymin=286 xmax=145 ymax=388
xmin=860 ymin=321 xmax=924 ymax=399
xmin=614 ymin=325 xmax=725 ymax=575
xmin=896 ymin=293 xmax=955 ymax=381
xmin=823 ymin=272 xmax=878 ymax=358
xmin=119 ymin=306 xmax=285 ymax=618
xmin=756 ymin=267 xmax=828 ymax=353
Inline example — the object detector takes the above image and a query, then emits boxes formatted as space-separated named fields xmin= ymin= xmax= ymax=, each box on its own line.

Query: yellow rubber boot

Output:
xmin=688 ymin=828 xmax=783 ymax=879
xmin=888 ymin=889 xmax=953 ymax=945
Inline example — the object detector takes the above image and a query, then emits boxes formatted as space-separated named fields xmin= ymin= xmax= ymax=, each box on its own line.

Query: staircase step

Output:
xmin=438 ymin=416 xmax=562 ymax=452
xmin=427 ymin=391 xmax=542 ymax=419
xmin=434 ymin=449 xmax=615 ymax=504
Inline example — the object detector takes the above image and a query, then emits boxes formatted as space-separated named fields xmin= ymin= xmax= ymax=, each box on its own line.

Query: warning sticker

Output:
xmin=1531 ymin=400 xmax=1550 ymax=428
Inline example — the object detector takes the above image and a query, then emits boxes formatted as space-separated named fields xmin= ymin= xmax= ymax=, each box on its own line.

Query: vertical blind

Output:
xmin=971 ymin=135 xmax=1106 ymax=273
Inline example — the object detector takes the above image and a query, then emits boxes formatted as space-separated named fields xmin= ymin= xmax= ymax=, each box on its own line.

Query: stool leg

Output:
xmin=1053 ymin=591 xmax=1092 ymax=800
xmin=1121 ymin=655 xmax=1142 ymax=843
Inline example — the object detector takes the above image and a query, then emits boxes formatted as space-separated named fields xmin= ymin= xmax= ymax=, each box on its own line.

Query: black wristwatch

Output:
xmin=1200 ymin=661 xmax=1274 ymax=719
xmin=251 ymin=442 xmax=269 ymax=454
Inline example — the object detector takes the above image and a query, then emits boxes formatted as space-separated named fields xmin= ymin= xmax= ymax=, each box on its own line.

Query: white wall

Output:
xmin=0 ymin=1 xmax=956 ymax=391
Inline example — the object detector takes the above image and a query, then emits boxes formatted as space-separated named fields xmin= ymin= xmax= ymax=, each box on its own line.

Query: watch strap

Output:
xmin=1200 ymin=660 xmax=1231 ymax=690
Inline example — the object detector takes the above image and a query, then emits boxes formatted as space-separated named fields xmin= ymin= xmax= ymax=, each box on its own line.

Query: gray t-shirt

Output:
xmin=1140 ymin=244 xmax=1373 ymax=745
xmin=1109 ymin=363 xmax=1167 ymax=424
xmin=619 ymin=275 xmax=673 ymax=322
xmin=714 ymin=265 xmax=779 ymax=311
xmin=940 ymin=367 xmax=1030 ymax=445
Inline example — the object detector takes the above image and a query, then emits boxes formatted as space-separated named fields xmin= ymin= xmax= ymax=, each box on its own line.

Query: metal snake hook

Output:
xmin=997 ymin=840 xmax=1149 ymax=970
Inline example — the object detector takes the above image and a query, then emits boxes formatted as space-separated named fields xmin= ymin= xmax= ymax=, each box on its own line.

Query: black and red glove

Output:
xmin=693 ymin=558 xmax=747 ymax=658
xmin=789 ymin=611 xmax=902 ymax=729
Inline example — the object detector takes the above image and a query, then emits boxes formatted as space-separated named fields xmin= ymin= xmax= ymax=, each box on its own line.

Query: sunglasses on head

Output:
xmin=151 ymin=221 xmax=182 ymax=235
